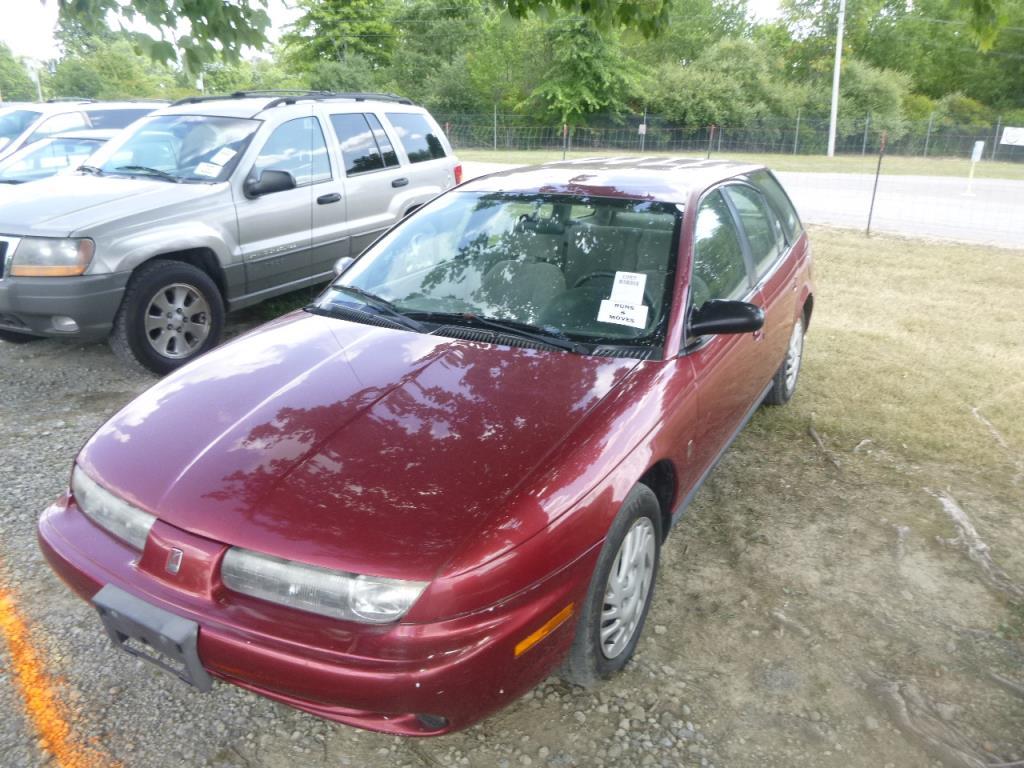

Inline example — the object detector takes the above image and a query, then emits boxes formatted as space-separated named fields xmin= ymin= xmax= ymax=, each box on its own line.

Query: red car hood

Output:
xmin=78 ymin=312 xmax=639 ymax=581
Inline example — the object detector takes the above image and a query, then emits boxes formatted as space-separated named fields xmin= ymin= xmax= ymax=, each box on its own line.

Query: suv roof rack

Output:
xmin=170 ymin=90 xmax=416 ymax=108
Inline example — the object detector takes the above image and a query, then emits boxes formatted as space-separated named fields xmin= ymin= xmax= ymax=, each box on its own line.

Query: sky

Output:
xmin=0 ymin=0 xmax=783 ymax=64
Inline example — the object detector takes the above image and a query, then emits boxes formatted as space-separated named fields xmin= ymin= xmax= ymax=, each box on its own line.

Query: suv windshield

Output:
xmin=91 ymin=114 xmax=259 ymax=182
xmin=0 ymin=109 xmax=41 ymax=146
xmin=319 ymin=192 xmax=681 ymax=346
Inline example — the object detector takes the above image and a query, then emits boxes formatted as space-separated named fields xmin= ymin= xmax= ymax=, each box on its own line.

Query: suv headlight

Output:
xmin=11 ymin=237 xmax=95 ymax=277
xmin=221 ymin=547 xmax=428 ymax=624
xmin=71 ymin=466 xmax=155 ymax=550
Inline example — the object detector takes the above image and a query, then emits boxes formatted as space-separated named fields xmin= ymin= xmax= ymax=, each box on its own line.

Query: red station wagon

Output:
xmin=39 ymin=157 xmax=814 ymax=735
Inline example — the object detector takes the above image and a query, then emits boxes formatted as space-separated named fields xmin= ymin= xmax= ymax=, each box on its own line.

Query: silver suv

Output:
xmin=0 ymin=100 xmax=161 ymax=162
xmin=0 ymin=91 xmax=461 ymax=373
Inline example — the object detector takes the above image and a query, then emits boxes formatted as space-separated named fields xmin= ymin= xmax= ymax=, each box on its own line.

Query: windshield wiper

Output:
xmin=78 ymin=164 xmax=104 ymax=176
xmin=405 ymin=311 xmax=581 ymax=353
xmin=115 ymin=165 xmax=181 ymax=183
xmin=317 ymin=285 xmax=424 ymax=332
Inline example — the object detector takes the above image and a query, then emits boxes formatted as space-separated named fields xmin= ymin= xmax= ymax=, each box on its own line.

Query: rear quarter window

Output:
xmin=749 ymin=170 xmax=802 ymax=243
xmin=385 ymin=112 xmax=447 ymax=163
xmin=86 ymin=109 xmax=153 ymax=129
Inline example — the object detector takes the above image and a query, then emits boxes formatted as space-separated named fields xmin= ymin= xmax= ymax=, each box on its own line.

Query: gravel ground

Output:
xmin=2 ymin=287 xmax=1022 ymax=767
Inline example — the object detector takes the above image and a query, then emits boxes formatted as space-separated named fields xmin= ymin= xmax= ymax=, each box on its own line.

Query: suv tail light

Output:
xmin=454 ymin=164 xmax=463 ymax=185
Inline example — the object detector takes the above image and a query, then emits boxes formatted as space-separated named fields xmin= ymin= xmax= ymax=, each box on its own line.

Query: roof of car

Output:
xmin=22 ymin=101 xmax=167 ymax=115
xmin=460 ymin=156 xmax=767 ymax=203
xmin=158 ymin=92 xmax=422 ymax=120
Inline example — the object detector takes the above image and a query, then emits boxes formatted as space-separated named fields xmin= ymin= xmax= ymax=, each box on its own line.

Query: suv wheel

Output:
xmin=110 ymin=260 xmax=224 ymax=375
xmin=765 ymin=317 xmax=804 ymax=406
xmin=563 ymin=484 xmax=661 ymax=687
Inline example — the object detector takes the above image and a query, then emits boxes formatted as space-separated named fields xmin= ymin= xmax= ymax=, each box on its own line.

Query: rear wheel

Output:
xmin=110 ymin=260 xmax=224 ymax=375
xmin=563 ymin=484 xmax=661 ymax=687
xmin=764 ymin=317 xmax=804 ymax=406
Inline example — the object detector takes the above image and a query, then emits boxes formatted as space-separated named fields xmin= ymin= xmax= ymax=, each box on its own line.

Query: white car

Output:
xmin=0 ymin=100 xmax=162 ymax=162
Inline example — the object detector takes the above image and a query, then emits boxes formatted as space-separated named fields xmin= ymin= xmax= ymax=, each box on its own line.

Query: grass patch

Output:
xmin=763 ymin=226 xmax=1024 ymax=494
xmin=458 ymin=148 xmax=1024 ymax=180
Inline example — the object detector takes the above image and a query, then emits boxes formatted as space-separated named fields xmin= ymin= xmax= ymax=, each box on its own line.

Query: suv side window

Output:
xmin=691 ymin=190 xmax=751 ymax=307
xmin=724 ymin=184 xmax=785 ymax=280
xmin=748 ymin=170 xmax=802 ymax=243
xmin=364 ymin=114 xmax=399 ymax=167
xmin=385 ymin=112 xmax=447 ymax=163
xmin=252 ymin=117 xmax=331 ymax=187
xmin=86 ymin=109 xmax=152 ymax=130
xmin=330 ymin=113 xmax=384 ymax=175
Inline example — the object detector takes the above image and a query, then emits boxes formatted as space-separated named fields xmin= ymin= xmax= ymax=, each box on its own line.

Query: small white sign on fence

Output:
xmin=971 ymin=140 xmax=985 ymax=163
xmin=1000 ymin=126 xmax=1024 ymax=146
xmin=638 ymin=123 xmax=647 ymax=136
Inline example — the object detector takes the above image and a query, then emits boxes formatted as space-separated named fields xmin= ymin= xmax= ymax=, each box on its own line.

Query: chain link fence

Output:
xmin=439 ymin=113 xmax=1024 ymax=162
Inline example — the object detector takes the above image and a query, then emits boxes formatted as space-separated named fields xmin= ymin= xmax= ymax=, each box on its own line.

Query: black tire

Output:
xmin=563 ymin=484 xmax=662 ymax=687
xmin=0 ymin=329 xmax=41 ymax=344
xmin=764 ymin=316 xmax=805 ymax=406
xmin=109 ymin=260 xmax=225 ymax=375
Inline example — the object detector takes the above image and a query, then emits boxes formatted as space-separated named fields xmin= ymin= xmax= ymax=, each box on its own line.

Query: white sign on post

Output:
xmin=638 ymin=123 xmax=647 ymax=136
xmin=1000 ymin=126 xmax=1024 ymax=146
xmin=971 ymin=140 xmax=985 ymax=163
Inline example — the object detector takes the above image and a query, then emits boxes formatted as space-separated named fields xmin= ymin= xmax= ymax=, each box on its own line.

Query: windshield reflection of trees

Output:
xmin=202 ymin=338 xmax=635 ymax=568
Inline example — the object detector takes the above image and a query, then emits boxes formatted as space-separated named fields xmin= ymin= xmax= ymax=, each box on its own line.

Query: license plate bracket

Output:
xmin=92 ymin=584 xmax=213 ymax=692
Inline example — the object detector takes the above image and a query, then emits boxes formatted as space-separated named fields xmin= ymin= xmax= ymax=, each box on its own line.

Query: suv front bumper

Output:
xmin=0 ymin=273 xmax=129 ymax=340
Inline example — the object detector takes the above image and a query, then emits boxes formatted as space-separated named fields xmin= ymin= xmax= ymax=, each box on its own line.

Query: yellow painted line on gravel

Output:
xmin=0 ymin=586 xmax=120 ymax=768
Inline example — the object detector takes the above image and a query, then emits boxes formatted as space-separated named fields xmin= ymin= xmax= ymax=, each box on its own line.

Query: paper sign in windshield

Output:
xmin=610 ymin=271 xmax=647 ymax=306
xmin=598 ymin=299 xmax=648 ymax=329
xmin=194 ymin=162 xmax=221 ymax=178
xmin=210 ymin=148 xmax=236 ymax=166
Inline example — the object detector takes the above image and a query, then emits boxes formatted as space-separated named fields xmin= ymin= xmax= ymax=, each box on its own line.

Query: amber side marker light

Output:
xmin=514 ymin=602 xmax=575 ymax=657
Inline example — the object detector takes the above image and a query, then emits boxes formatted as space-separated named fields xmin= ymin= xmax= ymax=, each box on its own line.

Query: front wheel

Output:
xmin=764 ymin=317 xmax=804 ymax=406
xmin=110 ymin=260 xmax=225 ymax=375
xmin=563 ymin=484 xmax=661 ymax=687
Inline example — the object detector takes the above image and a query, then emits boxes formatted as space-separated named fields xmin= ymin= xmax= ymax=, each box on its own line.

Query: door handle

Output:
xmin=391 ymin=178 xmax=409 ymax=188
xmin=317 ymin=193 xmax=342 ymax=205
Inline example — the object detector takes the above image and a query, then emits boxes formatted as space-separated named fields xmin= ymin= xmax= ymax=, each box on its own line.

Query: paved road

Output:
xmin=462 ymin=161 xmax=1024 ymax=249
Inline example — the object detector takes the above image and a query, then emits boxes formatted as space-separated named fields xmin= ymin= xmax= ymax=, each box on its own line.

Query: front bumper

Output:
xmin=38 ymin=495 xmax=598 ymax=735
xmin=0 ymin=272 xmax=129 ymax=340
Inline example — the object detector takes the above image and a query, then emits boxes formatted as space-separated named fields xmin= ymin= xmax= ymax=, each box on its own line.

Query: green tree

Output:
xmin=524 ymin=19 xmax=637 ymax=123
xmin=48 ymin=38 xmax=176 ymax=99
xmin=284 ymin=0 xmax=399 ymax=69
xmin=0 ymin=43 xmax=37 ymax=101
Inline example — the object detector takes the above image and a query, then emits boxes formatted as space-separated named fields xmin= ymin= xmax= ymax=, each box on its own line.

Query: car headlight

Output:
xmin=11 ymin=237 xmax=95 ymax=277
xmin=71 ymin=466 xmax=156 ymax=550
xmin=221 ymin=547 xmax=428 ymax=624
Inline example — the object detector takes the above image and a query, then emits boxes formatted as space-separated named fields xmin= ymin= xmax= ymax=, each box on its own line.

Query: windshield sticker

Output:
xmin=210 ymin=147 xmax=236 ymax=166
xmin=194 ymin=162 xmax=221 ymax=178
xmin=609 ymin=271 xmax=647 ymax=306
xmin=598 ymin=299 xmax=648 ymax=329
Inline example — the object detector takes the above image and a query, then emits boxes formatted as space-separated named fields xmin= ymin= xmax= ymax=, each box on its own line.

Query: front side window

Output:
xmin=724 ymin=184 xmax=785 ymax=279
xmin=385 ymin=112 xmax=446 ymax=163
xmin=85 ymin=108 xmax=153 ymax=130
xmin=252 ymin=116 xmax=332 ymax=186
xmin=691 ymin=190 xmax=751 ymax=307
xmin=0 ymin=110 xmax=41 ymax=148
xmin=330 ymin=113 xmax=385 ymax=175
xmin=91 ymin=114 xmax=259 ymax=182
xmin=0 ymin=136 xmax=105 ymax=184
xmin=318 ymin=192 xmax=681 ymax=345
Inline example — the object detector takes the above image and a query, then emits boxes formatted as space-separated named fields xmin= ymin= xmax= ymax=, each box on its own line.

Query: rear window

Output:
xmin=385 ymin=112 xmax=446 ymax=163
xmin=748 ymin=170 xmax=802 ymax=243
xmin=0 ymin=109 xmax=41 ymax=142
xmin=86 ymin=109 xmax=154 ymax=130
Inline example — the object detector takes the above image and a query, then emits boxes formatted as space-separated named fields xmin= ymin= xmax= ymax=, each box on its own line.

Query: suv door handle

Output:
xmin=317 ymin=193 xmax=342 ymax=205
xmin=391 ymin=178 xmax=409 ymax=188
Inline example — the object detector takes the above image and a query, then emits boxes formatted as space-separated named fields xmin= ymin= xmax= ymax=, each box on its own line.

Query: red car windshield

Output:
xmin=331 ymin=192 xmax=681 ymax=345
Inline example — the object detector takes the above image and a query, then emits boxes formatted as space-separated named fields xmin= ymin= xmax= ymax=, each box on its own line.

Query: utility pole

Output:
xmin=827 ymin=0 xmax=847 ymax=157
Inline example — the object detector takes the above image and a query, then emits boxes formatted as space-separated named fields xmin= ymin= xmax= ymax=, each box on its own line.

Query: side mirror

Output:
xmin=333 ymin=256 xmax=354 ymax=277
xmin=244 ymin=169 xmax=296 ymax=198
xmin=689 ymin=299 xmax=764 ymax=337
